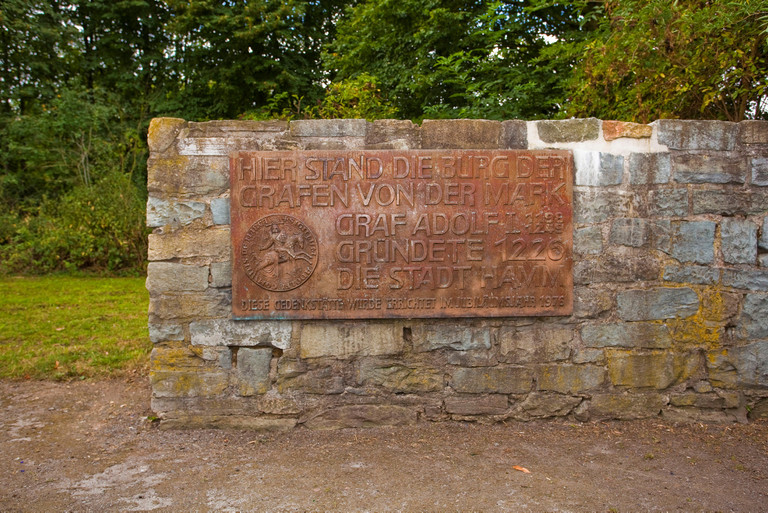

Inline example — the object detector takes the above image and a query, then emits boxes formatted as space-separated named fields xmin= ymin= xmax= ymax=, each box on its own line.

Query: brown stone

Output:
xmin=421 ymin=119 xmax=501 ymax=149
xmin=444 ymin=394 xmax=508 ymax=415
xmin=148 ymin=227 xmax=231 ymax=261
xmin=148 ymin=117 xmax=186 ymax=154
xmin=302 ymin=405 xmax=417 ymax=429
xmin=603 ymin=121 xmax=653 ymax=141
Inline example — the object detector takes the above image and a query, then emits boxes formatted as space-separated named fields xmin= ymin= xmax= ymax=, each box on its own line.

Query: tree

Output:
xmin=564 ymin=0 xmax=768 ymax=122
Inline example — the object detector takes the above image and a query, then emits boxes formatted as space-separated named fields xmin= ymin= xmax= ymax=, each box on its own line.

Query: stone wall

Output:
xmin=146 ymin=118 xmax=768 ymax=429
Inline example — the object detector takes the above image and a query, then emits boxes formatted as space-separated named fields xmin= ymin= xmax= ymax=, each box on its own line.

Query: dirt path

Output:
xmin=1 ymin=379 xmax=767 ymax=512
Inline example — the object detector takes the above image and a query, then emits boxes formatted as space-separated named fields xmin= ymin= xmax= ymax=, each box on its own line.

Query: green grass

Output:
xmin=0 ymin=276 xmax=150 ymax=380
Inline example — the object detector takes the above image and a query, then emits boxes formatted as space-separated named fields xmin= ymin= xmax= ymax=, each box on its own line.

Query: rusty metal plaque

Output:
xmin=230 ymin=150 xmax=573 ymax=319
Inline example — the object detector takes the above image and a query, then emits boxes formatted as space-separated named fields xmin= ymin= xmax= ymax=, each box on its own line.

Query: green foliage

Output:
xmin=0 ymin=276 xmax=150 ymax=379
xmin=565 ymin=0 xmax=768 ymax=122
xmin=1 ymin=171 xmax=148 ymax=275
xmin=317 ymin=74 xmax=398 ymax=120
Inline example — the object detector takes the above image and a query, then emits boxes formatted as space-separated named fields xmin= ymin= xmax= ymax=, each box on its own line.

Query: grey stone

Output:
xmin=607 ymin=351 xmax=676 ymax=389
xmin=365 ymin=119 xmax=420 ymax=149
xmin=691 ymin=190 xmax=753 ymax=216
xmin=278 ymin=367 xmax=345 ymax=395
xmin=300 ymin=322 xmax=403 ymax=359
xmin=148 ymin=323 xmax=184 ymax=343
xmin=357 ymin=362 xmax=443 ymax=393
xmin=421 ymin=119 xmax=502 ymax=149
xmin=147 ymin=155 xmax=230 ymax=196
xmin=445 ymin=394 xmax=508 ymax=415
xmin=761 ymin=254 xmax=768 ymax=267
xmin=760 ymin=216 xmax=768 ymax=250
xmin=659 ymin=221 xmax=715 ymax=264
xmin=146 ymin=197 xmax=206 ymax=227
xmin=585 ymin=394 xmax=666 ymax=420
xmin=148 ymin=291 xmax=230 ymax=321
xmin=537 ymin=118 xmax=600 ymax=143
xmin=722 ymin=269 xmax=768 ymax=291
xmin=574 ymin=246 xmax=660 ymax=284
xmin=303 ymin=405 xmax=417 ymax=429
xmin=733 ymin=342 xmax=768 ymax=387
xmin=451 ymin=366 xmax=533 ymax=394
xmin=672 ymin=153 xmax=747 ymax=184
xmin=610 ymin=218 xmax=648 ymax=247
xmin=739 ymin=294 xmax=768 ymax=339
xmin=752 ymin=157 xmax=768 ymax=186
xmin=498 ymin=326 xmax=573 ymax=363
xmin=574 ymin=189 xmax=632 ymax=224
xmin=573 ymin=287 xmax=613 ymax=319
xmin=517 ymin=393 xmax=582 ymax=418
xmin=572 ymin=348 xmax=604 ymax=364
xmin=412 ymin=324 xmax=490 ymax=352
xmin=146 ymin=262 xmax=209 ymax=294
xmin=209 ymin=261 xmax=231 ymax=288
xmin=148 ymin=227 xmax=231 ymax=261
xmin=581 ymin=323 xmax=672 ymax=349
xmin=574 ymin=151 xmax=624 ymax=186
xmin=628 ymin=153 xmax=671 ymax=184
xmin=290 ymin=119 xmax=369 ymax=137
xmin=500 ymin=120 xmax=528 ymax=149
xmin=656 ymin=120 xmax=738 ymax=150
xmin=741 ymin=120 xmax=768 ymax=144
xmin=210 ymin=197 xmax=230 ymax=225
xmin=721 ymin=218 xmax=758 ymax=264
xmin=537 ymin=364 xmax=606 ymax=394
xmin=649 ymin=189 xmax=688 ymax=217
xmin=574 ymin=226 xmax=603 ymax=255
xmin=190 ymin=318 xmax=292 ymax=350
xmin=186 ymin=120 xmax=287 ymax=137
xmin=663 ymin=265 xmax=720 ymax=285
xmin=235 ymin=348 xmax=272 ymax=396
xmin=617 ymin=287 xmax=699 ymax=321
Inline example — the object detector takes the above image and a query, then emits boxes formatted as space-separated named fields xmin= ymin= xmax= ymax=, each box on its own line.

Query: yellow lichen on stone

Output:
xmin=667 ymin=286 xmax=729 ymax=349
xmin=148 ymin=117 xmax=186 ymax=154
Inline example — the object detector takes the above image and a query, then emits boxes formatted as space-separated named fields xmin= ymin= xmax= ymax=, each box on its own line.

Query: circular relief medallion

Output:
xmin=241 ymin=214 xmax=319 ymax=292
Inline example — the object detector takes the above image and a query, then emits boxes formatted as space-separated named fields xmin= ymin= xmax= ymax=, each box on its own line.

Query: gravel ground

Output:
xmin=1 ymin=378 xmax=767 ymax=512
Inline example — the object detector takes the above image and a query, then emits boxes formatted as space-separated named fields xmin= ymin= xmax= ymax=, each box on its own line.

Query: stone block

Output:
xmin=572 ymin=348 xmax=604 ymax=364
xmin=445 ymin=394 xmax=509 ymax=415
xmin=662 ymin=265 xmax=720 ymax=285
xmin=190 ymin=318 xmax=291 ymax=350
xmin=761 ymin=254 xmax=768 ymax=267
xmin=537 ymin=364 xmax=606 ymax=394
xmin=150 ymin=370 xmax=229 ymax=398
xmin=741 ymin=120 xmax=768 ymax=144
xmin=617 ymin=287 xmax=699 ymax=321
xmin=146 ymin=197 xmax=205 ymax=227
xmin=691 ymin=190 xmax=754 ymax=216
xmin=721 ymin=218 xmax=758 ymax=264
xmin=421 ymin=119 xmax=502 ymax=149
xmin=581 ymin=322 xmax=672 ymax=349
xmin=628 ymin=153 xmax=671 ymax=184
xmin=607 ymin=351 xmax=676 ymax=389
xmin=365 ymin=119 xmax=420 ymax=149
xmin=760 ymin=216 xmax=768 ymax=250
xmin=574 ymin=189 xmax=632 ymax=224
xmin=656 ymin=120 xmax=738 ymax=151
xmin=536 ymin=118 xmax=599 ymax=143
xmin=610 ymin=218 xmax=649 ymax=247
xmin=278 ymin=367 xmax=345 ymax=395
xmin=658 ymin=221 xmax=715 ymax=264
xmin=147 ymin=155 xmax=229 ymax=196
xmin=585 ymin=394 xmax=666 ymax=420
xmin=732 ymin=342 xmax=768 ymax=387
xmin=516 ymin=393 xmax=582 ymax=418
xmin=574 ymin=246 xmax=660 ymax=284
xmin=300 ymin=322 xmax=403 ymax=359
xmin=150 ymin=345 xmax=204 ymax=370
xmin=649 ymin=188 xmax=688 ymax=217
xmin=722 ymin=269 xmax=768 ymax=291
xmin=159 ymin=415 xmax=297 ymax=431
xmin=302 ymin=405 xmax=417 ymax=429
xmin=498 ymin=326 xmax=573 ymax=363
xmin=574 ymin=151 xmax=624 ymax=186
xmin=500 ymin=120 xmax=528 ymax=149
xmin=186 ymin=120 xmax=287 ymax=137
xmin=739 ymin=294 xmax=768 ymax=339
xmin=451 ymin=366 xmax=532 ymax=394
xmin=672 ymin=153 xmax=747 ymax=184
xmin=177 ymin=136 xmax=263 ymax=156
xmin=146 ymin=262 xmax=209 ymax=294
xmin=148 ymin=323 xmax=184 ymax=343
xmin=148 ymin=227 xmax=231 ymax=261
xmin=235 ymin=347 xmax=272 ymax=396
xmin=209 ymin=261 xmax=231 ymax=288
xmin=752 ymin=157 xmax=768 ymax=186
xmin=412 ymin=324 xmax=490 ymax=352
xmin=210 ymin=197 xmax=230 ymax=225
xmin=573 ymin=287 xmax=613 ymax=319
xmin=290 ymin=119 xmax=369 ymax=137
xmin=603 ymin=121 xmax=653 ymax=141
xmin=357 ymin=362 xmax=443 ymax=393
xmin=148 ymin=291 xmax=230 ymax=321
xmin=148 ymin=117 xmax=186 ymax=154
xmin=574 ymin=226 xmax=603 ymax=255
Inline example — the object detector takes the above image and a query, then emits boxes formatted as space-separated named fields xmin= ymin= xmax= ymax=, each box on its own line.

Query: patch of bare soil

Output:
xmin=1 ymin=379 xmax=766 ymax=512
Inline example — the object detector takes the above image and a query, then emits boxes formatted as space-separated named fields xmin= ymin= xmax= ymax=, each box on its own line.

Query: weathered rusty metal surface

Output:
xmin=230 ymin=150 xmax=573 ymax=319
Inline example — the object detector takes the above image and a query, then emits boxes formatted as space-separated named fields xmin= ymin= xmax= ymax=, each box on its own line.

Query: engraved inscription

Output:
xmin=231 ymin=150 xmax=573 ymax=319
